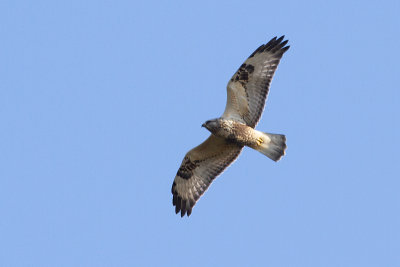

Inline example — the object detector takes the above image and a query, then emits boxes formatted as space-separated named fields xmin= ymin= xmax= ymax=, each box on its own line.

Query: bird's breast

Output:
xmin=215 ymin=120 xmax=256 ymax=147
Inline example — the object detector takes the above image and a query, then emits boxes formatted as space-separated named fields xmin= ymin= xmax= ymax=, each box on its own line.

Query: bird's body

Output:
xmin=172 ymin=36 xmax=290 ymax=217
xmin=203 ymin=118 xmax=267 ymax=149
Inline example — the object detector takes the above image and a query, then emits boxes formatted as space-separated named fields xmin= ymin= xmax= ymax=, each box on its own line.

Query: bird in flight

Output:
xmin=172 ymin=36 xmax=290 ymax=217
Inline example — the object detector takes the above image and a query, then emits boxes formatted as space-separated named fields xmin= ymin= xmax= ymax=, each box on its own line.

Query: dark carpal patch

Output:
xmin=232 ymin=63 xmax=254 ymax=85
xmin=176 ymin=157 xmax=199 ymax=180
xmin=245 ymin=64 xmax=254 ymax=73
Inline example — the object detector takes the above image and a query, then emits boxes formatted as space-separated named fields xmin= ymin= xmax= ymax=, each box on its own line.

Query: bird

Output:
xmin=172 ymin=36 xmax=290 ymax=217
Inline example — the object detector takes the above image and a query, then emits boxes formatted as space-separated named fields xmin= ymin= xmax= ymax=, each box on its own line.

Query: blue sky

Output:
xmin=1 ymin=0 xmax=399 ymax=266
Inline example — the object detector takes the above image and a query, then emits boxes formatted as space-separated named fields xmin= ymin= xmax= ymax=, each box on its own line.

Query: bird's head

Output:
xmin=202 ymin=119 xmax=220 ymax=133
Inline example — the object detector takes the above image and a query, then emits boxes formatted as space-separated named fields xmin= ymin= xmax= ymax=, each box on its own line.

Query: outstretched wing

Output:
xmin=222 ymin=36 xmax=290 ymax=128
xmin=172 ymin=135 xmax=243 ymax=217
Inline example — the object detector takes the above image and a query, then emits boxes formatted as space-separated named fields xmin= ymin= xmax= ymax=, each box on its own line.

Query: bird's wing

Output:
xmin=222 ymin=36 xmax=290 ymax=128
xmin=172 ymin=135 xmax=243 ymax=217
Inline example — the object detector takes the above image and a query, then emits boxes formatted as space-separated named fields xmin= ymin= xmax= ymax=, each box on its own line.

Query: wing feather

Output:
xmin=222 ymin=36 xmax=290 ymax=128
xmin=171 ymin=135 xmax=243 ymax=217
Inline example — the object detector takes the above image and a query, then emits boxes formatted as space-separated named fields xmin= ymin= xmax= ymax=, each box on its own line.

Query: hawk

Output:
xmin=172 ymin=36 xmax=290 ymax=217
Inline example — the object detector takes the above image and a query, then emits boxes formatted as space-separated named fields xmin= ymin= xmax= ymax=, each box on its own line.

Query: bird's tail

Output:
xmin=253 ymin=132 xmax=286 ymax=161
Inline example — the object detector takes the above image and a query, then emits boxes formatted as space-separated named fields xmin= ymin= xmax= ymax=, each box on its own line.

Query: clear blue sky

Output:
xmin=1 ymin=0 xmax=399 ymax=266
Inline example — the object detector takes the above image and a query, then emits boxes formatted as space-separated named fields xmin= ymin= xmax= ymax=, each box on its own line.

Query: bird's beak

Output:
xmin=201 ymin=123 xmax=206 ymax=128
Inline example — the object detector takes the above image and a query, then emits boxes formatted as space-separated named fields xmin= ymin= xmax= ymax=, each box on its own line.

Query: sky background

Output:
xmin=1 ymin=0 xmax=399 ymax=266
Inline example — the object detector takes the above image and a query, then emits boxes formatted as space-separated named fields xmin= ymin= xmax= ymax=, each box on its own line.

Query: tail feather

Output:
xmin=255 ymin=132 xmax=286 ymax=161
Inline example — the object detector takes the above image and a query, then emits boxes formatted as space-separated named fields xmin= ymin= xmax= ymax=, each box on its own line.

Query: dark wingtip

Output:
xmin=284 ymin=45 xmax=290 ymax=51
xmin=172 ymin=190 xmax=192 ymax=217
xmin=280 ymin=40 xmax=289 ymax=48
xmin=276 ymin=35 xmax=285 ymax=43
xmin=181 ymin=199 xmax=187 ymax=217
xmin=249 ymin=35 xmax=290 ymax=58
xmin=281 ymin=45 xmax=290 ymax=55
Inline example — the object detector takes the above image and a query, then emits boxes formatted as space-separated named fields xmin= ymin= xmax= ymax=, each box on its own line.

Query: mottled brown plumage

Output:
xmin=172 ymin=36 xmax=290 ymax=217
xmin=204 ymin=119 xmax=262 ymax=148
